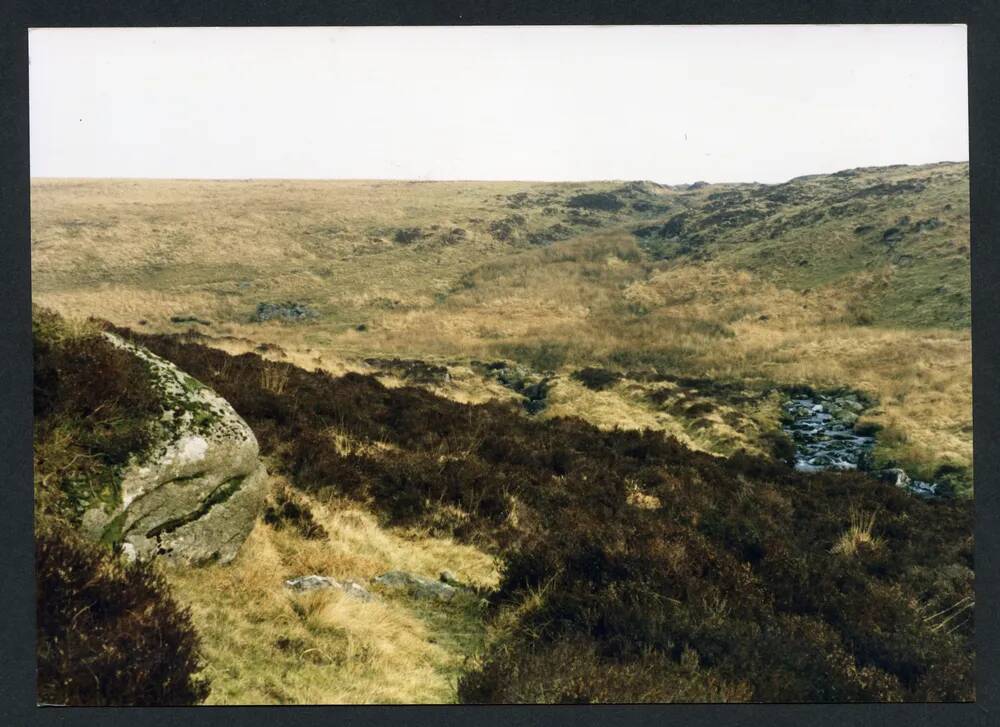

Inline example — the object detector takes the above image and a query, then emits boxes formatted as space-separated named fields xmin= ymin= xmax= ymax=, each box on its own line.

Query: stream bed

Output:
xmin=782 ymin=392 xmax=940 ymax=498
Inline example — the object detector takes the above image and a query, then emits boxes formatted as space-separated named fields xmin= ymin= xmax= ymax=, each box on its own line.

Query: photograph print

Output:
xmin=29 ymin=25 xmax=973 ymax=705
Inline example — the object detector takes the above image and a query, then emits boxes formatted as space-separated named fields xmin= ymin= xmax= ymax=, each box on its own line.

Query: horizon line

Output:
xmin=29 ymin=160 xmax=969 ymax=188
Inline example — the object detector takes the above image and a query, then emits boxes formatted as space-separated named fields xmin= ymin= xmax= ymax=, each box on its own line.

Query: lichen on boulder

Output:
xmin=80 ymin=333 xmax=267 ymax=566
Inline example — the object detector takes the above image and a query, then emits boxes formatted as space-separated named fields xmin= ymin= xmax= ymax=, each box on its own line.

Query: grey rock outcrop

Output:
xmin=881 ymin=468 xmax=912 ymax=489
xmin=252 ymin=301 xmax=317 ymax=322
xmin=373 ymin=570 xmax=457 ymax=602
xmin=284 ymin=575 xmax=374 ymax=602
xmin=285 ymin=575 xmax=337 ymax=592
xmin=80 ymin=333 xmax=267 ymax=566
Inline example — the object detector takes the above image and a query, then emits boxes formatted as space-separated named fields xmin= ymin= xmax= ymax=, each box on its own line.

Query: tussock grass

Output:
xmin=259 ymin=363 xmax=290 ymax=394
xmin=831 ymin=508 xmax=883 ymax=557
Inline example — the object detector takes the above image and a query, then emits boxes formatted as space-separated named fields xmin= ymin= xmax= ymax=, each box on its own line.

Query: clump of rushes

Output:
xmin=260 ymin=362 xmax=291 ymax=394
xmin=831 ymin=507 xmax=882 ymax=557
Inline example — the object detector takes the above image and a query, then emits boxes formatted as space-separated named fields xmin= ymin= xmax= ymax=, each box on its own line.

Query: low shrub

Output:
xmin=571 ymin=367 xmax=622 ymax=391
xmin=33 ymin=307 xmax=161 ymax=524
xmin=262 ymin=482 xmax=329 ymax=540
xmin=393 ymin=227 xmax=424 ymax=244
xmin=36 ymin=523 xmax=209 ymax=705
xmin=488 ymin=215 xmax=526 ymax=242
xmin=565 ymin=193 xmax=624 ymax=212
xmin=103 ymin=323 xmax=975 ymax=703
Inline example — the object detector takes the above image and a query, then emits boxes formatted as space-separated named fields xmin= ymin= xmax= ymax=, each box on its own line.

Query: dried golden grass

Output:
xmin=831 ymin=507 xmax=882 ymax=557
xmin=31 ymin=180 xmax=972 ymax=484
xmin=163 ymin=479 xmax=498 ymax=704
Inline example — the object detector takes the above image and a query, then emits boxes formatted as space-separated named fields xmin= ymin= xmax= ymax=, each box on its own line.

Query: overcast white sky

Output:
xmin=29 ymin=25 xmax=968 ymax=184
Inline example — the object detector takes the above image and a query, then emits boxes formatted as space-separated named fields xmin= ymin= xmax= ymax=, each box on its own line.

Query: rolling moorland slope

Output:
xmin=31 ymin=163 xmax=974 ymax=703
xmin=34 ymin=308 xmax=974 ymax=703
xmin=31 ymin=162 xmax=972 ymax=491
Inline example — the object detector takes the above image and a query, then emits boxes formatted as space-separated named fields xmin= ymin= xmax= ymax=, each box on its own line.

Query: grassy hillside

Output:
xmin=102 ymin=323 xmax=977 ymax=703
xmin=31 ymin=164 xmax=969 ymax=331
xmin=166 ymin=492 xmax=498 ymax=704
xmin=31 ymin=163 xmax=975 ymax=704
xmin=632 ymin=162 xmax=969 ymax=328
xmin=32 ymin=308 xmax=499 ymax=705
xmin=31 ymin=164 xmax=972 ymax=491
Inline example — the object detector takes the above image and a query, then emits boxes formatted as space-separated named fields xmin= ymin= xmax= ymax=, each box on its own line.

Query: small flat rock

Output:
xmin=285 ymin=575 xmax=337 ymax=592
xmin=284 ymin=575 xmax=375 ymax=602
xmin=373 ymin=570 xmax=457 ymax=602
xmin=340 ymin=580 xmax=374 ymax=602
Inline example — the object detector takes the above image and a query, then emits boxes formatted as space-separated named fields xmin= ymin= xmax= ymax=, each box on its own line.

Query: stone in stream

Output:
xmin=908 ymin=479 xmax=939 ymax=497
xmin=783 ymin=393 xmax=874 ymax=476
xmin=783 ymin=393 xmax=944 ymax=499
xmin=878 ymin=468 xmax=911 ymax=489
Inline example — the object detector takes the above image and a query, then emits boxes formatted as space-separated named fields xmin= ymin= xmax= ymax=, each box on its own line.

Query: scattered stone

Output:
xmin=373 ymin=570 xmax=457 ymax=602
xmin=251 ymin=301 xmax=318 ymax=323
xmin=439 ymin=570 xmax=461 ymax=586
xmin=284 ymin=575 xmax=374 ymax=601
xmin=285 ymin=575 xmax=336 ymax=592
xmin=355 ymin=323 xmax=368 ymax=332
xmin=882 ymin=228 xmax=904 ymax=244
xmin=339 ymin=580 xmax=375 ymax=602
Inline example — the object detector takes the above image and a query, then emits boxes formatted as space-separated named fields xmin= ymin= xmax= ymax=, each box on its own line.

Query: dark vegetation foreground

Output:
xmin=33 ymin=309 xmax=208 ymax=705
xmin=84 ymin=321 xmax=973 ymax=703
